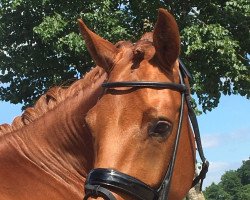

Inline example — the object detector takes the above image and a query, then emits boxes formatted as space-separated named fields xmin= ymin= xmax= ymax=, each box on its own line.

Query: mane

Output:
xmin=0 ymin=66 xmax=106 ymax=135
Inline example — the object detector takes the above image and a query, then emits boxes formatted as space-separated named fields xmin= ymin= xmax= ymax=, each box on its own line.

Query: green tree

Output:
xmin=235 ymin=184 xmax=250 ymax=200
xmin=0 ymin=0 xmax=130 ymax=107
xmin=0 ymin=0 xmax=249 ymax=110
xmin=238 ymin=159 xmax=250 ymax=185
xmin=204 ymin=182 xmax=232 ymax=200
xmin=204 ymin=158 xmax=250 ymax=200
xmin=220 ymin=170 xmax=242 ymax=197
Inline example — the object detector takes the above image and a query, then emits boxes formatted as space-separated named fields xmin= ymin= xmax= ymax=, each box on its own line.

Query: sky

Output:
xmin=0 ymin=94 xmax=249 ymax=188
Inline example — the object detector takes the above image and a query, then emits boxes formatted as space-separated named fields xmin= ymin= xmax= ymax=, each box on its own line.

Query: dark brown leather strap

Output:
xmin=84 ymin=184 xmax=116 ymax=200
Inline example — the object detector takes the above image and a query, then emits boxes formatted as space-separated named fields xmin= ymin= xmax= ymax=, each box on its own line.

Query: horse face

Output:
xmin=79 ymin=8 xmax=195 ymax=200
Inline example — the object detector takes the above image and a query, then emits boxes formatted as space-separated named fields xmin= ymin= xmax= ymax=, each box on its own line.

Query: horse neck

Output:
xmin=0 ymin=67 xmax=107 ymax=190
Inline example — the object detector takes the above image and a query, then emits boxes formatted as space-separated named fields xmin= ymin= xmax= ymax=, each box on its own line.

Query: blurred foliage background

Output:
xmin=0 ymin=0 xmax=249 ymax=111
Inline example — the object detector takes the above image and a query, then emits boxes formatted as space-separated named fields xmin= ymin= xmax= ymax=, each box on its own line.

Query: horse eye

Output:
xmin=149 ymin=120 xmax=172 ymax=138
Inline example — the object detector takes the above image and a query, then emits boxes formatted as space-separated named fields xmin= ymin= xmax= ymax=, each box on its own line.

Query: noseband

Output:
xmin=83 ymin=60 xmax=209 ymax=200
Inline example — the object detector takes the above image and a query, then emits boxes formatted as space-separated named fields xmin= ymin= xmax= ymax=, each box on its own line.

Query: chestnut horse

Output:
xmin=0 ymin=8 xmax=208 ymax=200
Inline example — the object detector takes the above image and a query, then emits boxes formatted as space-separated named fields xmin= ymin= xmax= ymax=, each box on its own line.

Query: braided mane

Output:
xmin=0 ymin=66 xmax=105 ymax=135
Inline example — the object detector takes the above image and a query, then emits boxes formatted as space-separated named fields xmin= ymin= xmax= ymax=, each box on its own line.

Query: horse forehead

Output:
xmin=109 ymin=54 xmax=158 ymax=82
xmin=114 ymin=39 xmax=155 ymax=65
xmin=138 ymin=88 xmax=181 ymax=113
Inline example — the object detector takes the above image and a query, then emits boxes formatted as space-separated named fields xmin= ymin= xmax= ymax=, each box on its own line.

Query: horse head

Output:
xmin=78 ymin=8 xmax=198 ymax=200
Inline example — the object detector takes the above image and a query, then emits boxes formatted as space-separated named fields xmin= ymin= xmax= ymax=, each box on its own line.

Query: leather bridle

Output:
xmin=83 ymin=60 xmax=209 ymax=200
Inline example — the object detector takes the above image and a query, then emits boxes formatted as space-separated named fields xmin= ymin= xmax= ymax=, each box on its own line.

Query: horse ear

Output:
xmin=78 ymin=19 xmax=117 ymax=72
xmin=153 ymin=9 xmax=180 ymax=70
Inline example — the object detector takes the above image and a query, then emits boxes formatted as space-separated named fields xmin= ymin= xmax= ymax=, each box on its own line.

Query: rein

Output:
xmin=83 ymin=61 xmax=209 ymax=200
